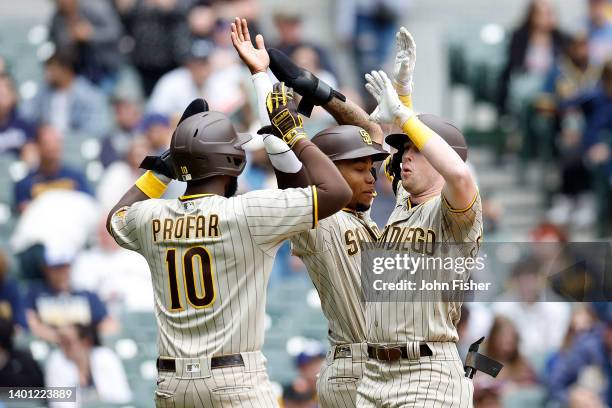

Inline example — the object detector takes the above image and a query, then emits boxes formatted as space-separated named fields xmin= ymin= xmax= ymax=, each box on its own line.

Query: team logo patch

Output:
xmin=360 ymin=129 xmax=372 ymax=145
xmin=186 ymin=363 xmax=201 ymax=373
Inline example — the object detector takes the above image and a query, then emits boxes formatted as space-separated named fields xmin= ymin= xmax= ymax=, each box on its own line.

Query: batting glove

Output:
xmin=365 ymin=70 xmax=414 ymax=126
xmin=265 ymin=82 xmax=308 ymax=148
xmin=393 ymin=27 xmax=416 ymax=96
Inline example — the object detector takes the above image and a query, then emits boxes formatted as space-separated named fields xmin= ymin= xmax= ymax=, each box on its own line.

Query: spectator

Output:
xmin=137 ymin=112 xmax=186 ymax=198
xmin=282 ymin=382 xmax=317 ymax=408
xmin=97 ymin=136 xmax=150 ymax=211
xmin=115 ymin=0 xmax=192 ymax=96
xmin=175 ymin=1 xmax=216 ymax=51
xmin=588 ymin=0 xmax=612 ymax=65
xmin=14 ymin=125 xmax=92 ymax=213
xmin=492 ymin=256 xmax=571 ymax=362
xmin=498 ymin=0 xmax=569 ymax=114
xmin=147 ymin=39 xmax=244 ymax=117
xmin=45 ymin=324 xmax=131 ymax=405
xmin=140 ymin=112 xmax=171 ymax=154
xmin=567 ymin=385 xmax=606 ymax=408
xmin=25 ymin=244 xmax=118 ymax=344
xmin=0 ymin=73 xmax=35 ymax=157
xmin=272 ymin=8 xmax=336 ymax=78
xmin=558 ymin=60 xmax=612 ymax=183
xmin=22 ymin=51 xmax=111 ymax=138
xmin=0 ymin=317 xmax=44 ymax=388
xmin=541 ymin=32 xmax=601 ymax=105
xmin=49 ymin=0 xmax=123 ymax=89
xmin=546 ymin=305 xmax=598 ymax=379
xmin=294 ymin=344 xmax=325 ymax=399
xmin=473 ymin=380 xmax=503 ymax=408
xmin=99 ymin=92 xmax=143 ymax=167
xmin=0 ymin=250 xmax=27 ymax=330
xmin=482 ymin=317 xmax=538 ymax=389
xmin=71 ymin=216 xmax=153 ymax=313
xmin=547 ymin=303 xmax=612 ymax=407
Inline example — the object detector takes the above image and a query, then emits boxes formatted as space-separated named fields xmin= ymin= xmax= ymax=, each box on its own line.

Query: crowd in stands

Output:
xmin=0 ymin=0 xmax=610 ymax=406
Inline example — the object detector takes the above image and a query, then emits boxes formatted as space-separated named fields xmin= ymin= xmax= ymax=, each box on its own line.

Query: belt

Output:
xmin=367 ymin=343 xmax=433 ymax=362
xmin=157 ymin=354 xmax=245 ymax=372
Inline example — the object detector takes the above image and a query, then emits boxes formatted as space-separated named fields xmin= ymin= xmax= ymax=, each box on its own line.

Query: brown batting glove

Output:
xmin=265 ymin=82 xmax=308 ymax=148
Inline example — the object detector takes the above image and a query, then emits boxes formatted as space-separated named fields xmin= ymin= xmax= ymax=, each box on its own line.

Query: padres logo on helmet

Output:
xmin=360 ymin=129 xmax=373 ymax=145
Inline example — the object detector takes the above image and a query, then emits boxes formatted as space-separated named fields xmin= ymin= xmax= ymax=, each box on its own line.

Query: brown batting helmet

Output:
xmin=170 ymin=111 xmax=252 ymax=181
xmin=312 ymin=125 xmax=389 ymax=163
xmin=385 ymin=114 xmax=468 ymax=161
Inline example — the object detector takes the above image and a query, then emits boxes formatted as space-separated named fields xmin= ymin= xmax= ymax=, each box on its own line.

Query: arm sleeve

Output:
xmin=441 ymin=191 xmax=482 ymax=242
xmin=108 ymin=202 xmax=143 ymax=251
xmin=242 ymin=187 xmax=317 ymax=255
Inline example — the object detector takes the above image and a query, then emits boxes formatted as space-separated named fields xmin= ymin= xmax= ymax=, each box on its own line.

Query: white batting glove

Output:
xmin=393 ymin=27 xmax=416 ymax=96
xmin=365 ymin=70 xmax=414 ymax=126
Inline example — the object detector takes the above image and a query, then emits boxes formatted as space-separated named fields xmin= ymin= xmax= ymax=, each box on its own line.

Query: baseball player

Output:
xmin=106 ymin=93 xmax=352 ymax=407
xmin=354 ymin=30 xmax=482 ymax=408
xmin=231 ymin=18 xmax=389 ymax=407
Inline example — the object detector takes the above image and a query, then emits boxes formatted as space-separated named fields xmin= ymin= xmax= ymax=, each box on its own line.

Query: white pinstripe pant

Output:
xmin=317 ymin=343 xmax=368 ymax=408
xmin=154 ymin=351 xmax=279 ymax=408
xmin=356 ymin=342 xmax=473 ymax=408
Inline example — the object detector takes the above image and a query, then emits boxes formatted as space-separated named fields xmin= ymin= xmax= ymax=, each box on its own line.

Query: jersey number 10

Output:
xmin=165 ymin=246 xmax=216 ymax=311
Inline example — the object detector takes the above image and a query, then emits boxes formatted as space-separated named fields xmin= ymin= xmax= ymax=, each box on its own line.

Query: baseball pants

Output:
xmin=317 ymin=342 xmax=367 ymax=408
xmin=154 ymin=351 xmax=279 ymax=408
xmin=356 ymin=342 xmax=473 ymax=408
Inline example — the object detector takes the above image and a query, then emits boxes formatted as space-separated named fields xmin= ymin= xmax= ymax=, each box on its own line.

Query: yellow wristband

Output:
xmin=398 ymin=94 xmax=413 ymax=109
xmin=401 ymin=116 xmax=433 ymax=151
xmin=135 ymin=170 xmax=169 ymax=198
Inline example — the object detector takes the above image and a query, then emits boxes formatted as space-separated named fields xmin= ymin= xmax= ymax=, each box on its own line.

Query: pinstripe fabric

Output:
xmin=367 ymin=185 xmax=483 ymax=344
xmin=356 ymin=343 xmax=473 ymax=408
xmin=109 ymin=187 xmax=316 ymax=406
xmin=358 ymin=184 xmax=482 ymax=407
xmin=291 ymin=210 xmax=379 ymax=407
xmin=154 ymin=351 xmax=279 ymax=407
xmin=317 ymin=343 xmax=368 ymax=408
xmin=292 ymin=210 xmax=379 ymax=346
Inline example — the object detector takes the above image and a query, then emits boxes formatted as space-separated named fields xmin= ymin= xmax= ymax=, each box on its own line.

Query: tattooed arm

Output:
xmin=323 ymin=97 xmax=384 ymax=144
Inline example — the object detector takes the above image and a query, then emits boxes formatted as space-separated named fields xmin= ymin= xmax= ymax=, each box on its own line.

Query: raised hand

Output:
xmin=393 ymin=27 xmax=416 ymax=95
xmin=365 ymin=70 xmax=413 ymax=125
xmin=230 ymin=17 xmax=269 ymax=74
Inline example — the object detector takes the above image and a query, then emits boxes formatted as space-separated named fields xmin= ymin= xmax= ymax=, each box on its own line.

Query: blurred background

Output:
xmin=0 ymin=0 xmax=611 ymax=407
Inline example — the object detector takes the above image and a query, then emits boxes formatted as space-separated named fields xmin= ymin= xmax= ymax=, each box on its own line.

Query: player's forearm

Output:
xmin=416 ymin=131 xmax=477 ymax=208
xmin=273 ymin=167 xmax=311 ymax=189
xmin=324 ymin=98 xmax=383 ymax=144
xmin=292 ymin=139 xmax=351 ymax=219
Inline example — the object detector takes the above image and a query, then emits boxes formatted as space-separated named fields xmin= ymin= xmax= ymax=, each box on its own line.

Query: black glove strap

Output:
xmin=464 ymin=337 xmax=504 ymax=379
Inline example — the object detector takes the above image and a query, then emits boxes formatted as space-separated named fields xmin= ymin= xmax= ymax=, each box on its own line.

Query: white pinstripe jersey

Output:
xmin=367 ymin=184 xmax=482 ymax=344
xmin=109 ymin=187 xmax=317 ymax=358
xmin=291 ymin=209 xmax=380 ymax=346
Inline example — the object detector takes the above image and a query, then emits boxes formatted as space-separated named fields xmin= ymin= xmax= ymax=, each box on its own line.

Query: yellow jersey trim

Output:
xmin=312 ymin=185 xmax=319 ymax=229
xmin=442 ymin=191 xmax=479 ymax=213
xmin=178 ymin=193 xmax=216 ymax=201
